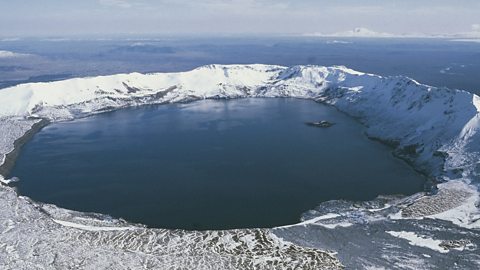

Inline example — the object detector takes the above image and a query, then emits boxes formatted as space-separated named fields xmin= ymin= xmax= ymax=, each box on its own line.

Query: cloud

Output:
xmin=0 ymin=38 xmax=21 ymax=42
xmin=472 ymin=24 xmax=480 ymax=32
xmin=99 ymin=0 xmax=133 ymax=8
xmin=0 ymin=50 xmax=30 ymax=58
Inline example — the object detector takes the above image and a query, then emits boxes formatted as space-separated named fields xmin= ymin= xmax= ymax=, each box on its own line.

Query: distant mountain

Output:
xmin=307 ymin=27 xmax=395 ymax=38
xmin=304 ymin=27 xmax=411 ymax=38
xmin=304 ymin=27 xmax=480 ymax=39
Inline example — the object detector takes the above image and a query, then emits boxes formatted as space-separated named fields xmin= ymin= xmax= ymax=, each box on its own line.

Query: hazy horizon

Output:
xmin=1 ymin=0 xmax=479 ymax=37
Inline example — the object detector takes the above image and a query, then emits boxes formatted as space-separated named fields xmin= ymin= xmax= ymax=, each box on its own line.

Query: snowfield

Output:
xmin=0 ymin=64 xmax=479 ymax=269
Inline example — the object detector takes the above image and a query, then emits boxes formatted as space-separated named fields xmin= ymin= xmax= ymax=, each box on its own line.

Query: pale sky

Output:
xmin=1 ymin=0 xmax=479 ymax=36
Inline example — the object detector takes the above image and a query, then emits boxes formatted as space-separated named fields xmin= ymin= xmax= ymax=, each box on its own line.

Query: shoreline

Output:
xmin=0 ymin=64 xmax=478 ymax=268
xmin=0 ymin=118 xmax=50 ymax=177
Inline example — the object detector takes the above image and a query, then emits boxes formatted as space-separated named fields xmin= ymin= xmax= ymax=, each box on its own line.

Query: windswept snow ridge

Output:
xmin=0 ymin=64 xmax=479 ymax=269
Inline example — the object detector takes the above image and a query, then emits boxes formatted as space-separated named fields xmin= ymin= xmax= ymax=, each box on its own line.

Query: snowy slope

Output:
xmin=0 ymin=64 xmax=479 ymax=269
xmin=0 ymin=64 xmax=281 ymax=119
xmin=1 ymin=64 xmax=479 ymax=183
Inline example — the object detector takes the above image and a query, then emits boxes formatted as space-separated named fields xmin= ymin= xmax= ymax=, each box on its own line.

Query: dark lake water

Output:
xmin=11 ymin=98 xmax=425 ymax=230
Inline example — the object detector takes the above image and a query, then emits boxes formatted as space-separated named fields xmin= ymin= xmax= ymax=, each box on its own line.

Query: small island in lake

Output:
xmin=306 ymin=120 xmax=335 ymax=128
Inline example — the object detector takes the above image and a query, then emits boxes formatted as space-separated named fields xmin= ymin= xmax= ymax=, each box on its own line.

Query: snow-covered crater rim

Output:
xmin=0 ymin=64 xmax=479 ymax=231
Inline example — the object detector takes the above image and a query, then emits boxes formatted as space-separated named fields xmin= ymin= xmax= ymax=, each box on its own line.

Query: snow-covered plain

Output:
xmin=0 ymin=64 xmax=479 ymax=269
